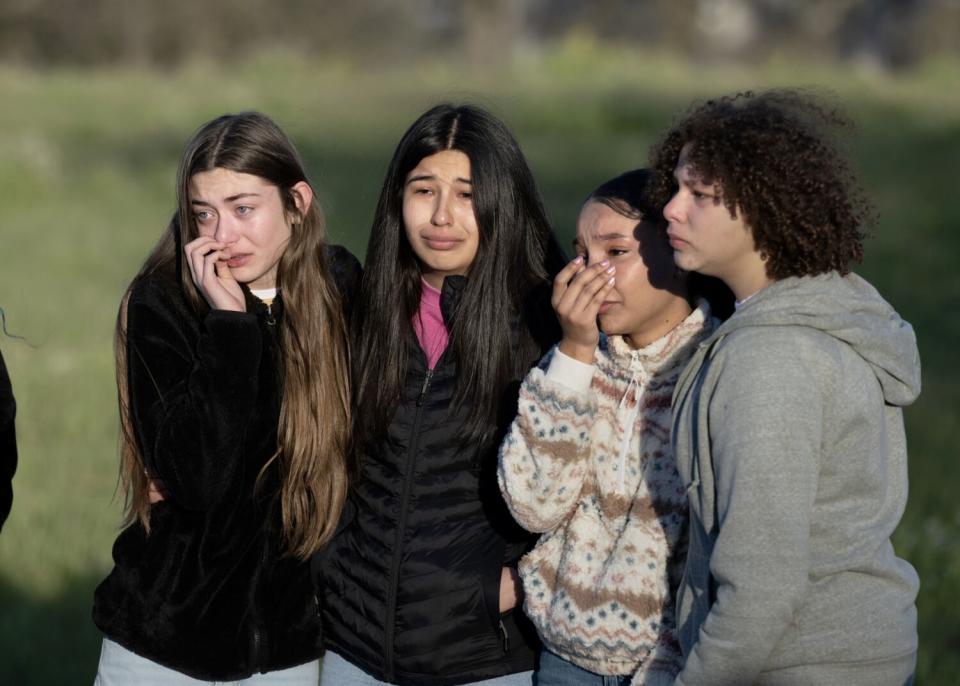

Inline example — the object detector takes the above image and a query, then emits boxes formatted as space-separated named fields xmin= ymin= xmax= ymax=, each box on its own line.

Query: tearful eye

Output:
xmin=236 ymin=205 xmax=253 ymax=215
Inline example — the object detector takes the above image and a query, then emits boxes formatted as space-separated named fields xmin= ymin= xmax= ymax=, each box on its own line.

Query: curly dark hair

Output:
xmin=649 ymin=89 xmax=873 ymax=279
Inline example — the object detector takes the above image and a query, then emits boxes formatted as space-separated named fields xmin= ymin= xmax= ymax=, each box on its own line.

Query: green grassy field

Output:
xmin=0 ymin=45 xmax=958 ymax=684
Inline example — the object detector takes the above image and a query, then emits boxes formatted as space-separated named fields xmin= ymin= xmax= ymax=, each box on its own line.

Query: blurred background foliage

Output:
xmin=0 ymin=1 xmax=958 ymax=684
xmin=2 ymin=0 xmax=959 ymax=71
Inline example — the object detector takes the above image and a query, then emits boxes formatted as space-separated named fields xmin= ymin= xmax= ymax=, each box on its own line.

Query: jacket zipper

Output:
xmin=244 ymin=293 xmax=277 ymax=672
xmin=265 ymin=301 xmax=276 ymax=327
xmin=383 ymin=367 xmax=434 ymax=681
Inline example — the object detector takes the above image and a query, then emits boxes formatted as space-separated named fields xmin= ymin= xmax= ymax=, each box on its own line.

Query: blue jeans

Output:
xmin=93 ymin=638 xmax=320 ymax=685
xmin=320 ymin=651 xmax=534 ymax=685
xmin=534 ymin=650 xmax=631 ymax=686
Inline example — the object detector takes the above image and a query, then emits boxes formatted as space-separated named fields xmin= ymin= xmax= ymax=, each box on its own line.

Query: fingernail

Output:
xmin=608 ymin=276 xmax=616 ymax=285
xmin=600 ymin=259 xmax=610 ymax=267
xmin=573 ymin=255 xmax=583 ymax=264
xmin=606 ymin=265 xmax=616 ymax=274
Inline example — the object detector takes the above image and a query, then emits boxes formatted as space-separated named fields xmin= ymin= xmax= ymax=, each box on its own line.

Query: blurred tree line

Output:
xmin=0 ymin=0 xmax=957 ymax=71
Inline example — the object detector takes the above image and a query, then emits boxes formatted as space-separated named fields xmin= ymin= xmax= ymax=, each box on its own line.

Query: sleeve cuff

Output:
xmin=545 ymin=349 xmax=596 ymax=393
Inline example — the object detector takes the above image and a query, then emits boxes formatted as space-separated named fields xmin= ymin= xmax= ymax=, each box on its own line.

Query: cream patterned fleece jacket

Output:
xmin=498 ymin=303 xmax=715 ymax=684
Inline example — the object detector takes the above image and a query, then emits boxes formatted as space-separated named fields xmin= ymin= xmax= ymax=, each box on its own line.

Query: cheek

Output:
xmin=262 ymin=216 xmax=291 ymax=248
xmin=453 ymin=204 xmax=480 ymax=239
xmin=195 ymin=221 xmax=216 ymax=238
xmin=459 ymin=211 xmax=480 ymax=259
xmin=615 ymin=259 xmax=647 ymax=291
xmin=402 ymin=199 xmax=421 ymax=238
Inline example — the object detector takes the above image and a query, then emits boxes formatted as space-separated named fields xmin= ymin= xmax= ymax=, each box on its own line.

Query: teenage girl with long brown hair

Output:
xmin=92 ymin=111 xmax=359 ymax=684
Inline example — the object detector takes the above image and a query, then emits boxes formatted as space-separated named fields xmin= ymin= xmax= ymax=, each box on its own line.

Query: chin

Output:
xmin=422 ymin=260 xmax=464 ymax=276
xmin=673 ymin=254 xmax=699 ymax=273
xmin=597 ymin=315 xmax=623 ymax=336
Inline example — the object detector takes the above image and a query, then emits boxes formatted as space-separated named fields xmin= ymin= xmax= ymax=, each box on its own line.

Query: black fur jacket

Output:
xmin=92 ymin=245 xmax=360 ymax=680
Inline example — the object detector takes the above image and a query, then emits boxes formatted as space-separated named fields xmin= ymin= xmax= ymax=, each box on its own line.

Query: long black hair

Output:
xmin=353 ymin=103 xmax=562 ymax=445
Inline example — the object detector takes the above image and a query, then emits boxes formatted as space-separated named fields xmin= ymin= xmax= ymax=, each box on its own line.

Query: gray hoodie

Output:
xmin=671 ymin=272 xmax=920 ymax=686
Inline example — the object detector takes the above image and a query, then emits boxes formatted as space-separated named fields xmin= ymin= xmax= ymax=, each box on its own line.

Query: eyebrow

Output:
xmin=674 ymin=166 xmax=715 ymax=188
xmin=405 ymin=174 xmax=472 ymax=185
xmin=574 ymin=232 xmax=633 ymax=248
xmin=190 ymin=192 xmax=261 ymax=206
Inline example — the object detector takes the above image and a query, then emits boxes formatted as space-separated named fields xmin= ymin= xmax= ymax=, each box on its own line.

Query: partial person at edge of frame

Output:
xmin=653 ymin=89 xmax=920 ymax=685
xmin=317 ymin=102 xmax=565 ymax=686
xmin=498 ymin=169 xmax=732 ymax=686
xmin=92 ymin=111 xmax=360 ymax=684
xmin=0 ymin=337 xmax=16 ymax=535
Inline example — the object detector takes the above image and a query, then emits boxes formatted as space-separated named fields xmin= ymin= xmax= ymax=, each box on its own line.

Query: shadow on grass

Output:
xmin=0 ymin=572 xmax=103 ymax=685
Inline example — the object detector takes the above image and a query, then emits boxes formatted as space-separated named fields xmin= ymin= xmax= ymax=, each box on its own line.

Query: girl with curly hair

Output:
xmin=652 ymin=90 xmax=919 ymax=685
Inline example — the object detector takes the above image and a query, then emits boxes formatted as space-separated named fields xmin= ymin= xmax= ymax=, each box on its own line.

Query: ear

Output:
xmin=289 ymin=181 xmax=314 ymax=222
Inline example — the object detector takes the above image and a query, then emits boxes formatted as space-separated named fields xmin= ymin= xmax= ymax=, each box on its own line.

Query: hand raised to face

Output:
xmin=183 ymin=236 xmax=247 ymax=313
xmin=551 ymin=255 xmax=616 ymax=363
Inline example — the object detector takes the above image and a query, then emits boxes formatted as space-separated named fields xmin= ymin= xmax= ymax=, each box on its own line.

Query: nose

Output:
xmin=585 ymin=246 xmax=604 ymax=267
xmin=663 ymin=193 xmax=681 ymax=223
xmin=213 ymin=215 xmax=238 ymax=243
xmin=663 ymin=191 xmax=683 ymax=224
xmin=431 ymin=191 xmax=452 ymax=226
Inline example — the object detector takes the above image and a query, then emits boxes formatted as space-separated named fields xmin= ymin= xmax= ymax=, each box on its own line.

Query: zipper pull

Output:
xmin=498 ymin=618 xmax=510 ymax=652
xmin=417 ymin=369 xmax=434 ymax=407
xmin=265 ymin=302 xmax=276 ymax=326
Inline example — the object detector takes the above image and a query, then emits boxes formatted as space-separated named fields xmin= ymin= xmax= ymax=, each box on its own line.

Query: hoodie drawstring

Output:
xmin=616 ymin=367 xmax=643 ymax=494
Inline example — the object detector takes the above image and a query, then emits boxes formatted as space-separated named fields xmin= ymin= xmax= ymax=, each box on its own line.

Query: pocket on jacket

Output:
xmin=394 ymin=569 xmax=502 ymax=664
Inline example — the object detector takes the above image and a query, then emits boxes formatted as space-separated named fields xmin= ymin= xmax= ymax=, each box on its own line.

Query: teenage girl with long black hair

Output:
xmin=319 ymin=103 xmax=563 ymax=686
xmin=92 ymin=111 xmax=359 ymax=684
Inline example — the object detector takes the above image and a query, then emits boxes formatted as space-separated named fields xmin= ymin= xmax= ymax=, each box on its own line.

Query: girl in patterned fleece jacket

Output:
xmin=498 ymin=170 xmax=720 ymax=686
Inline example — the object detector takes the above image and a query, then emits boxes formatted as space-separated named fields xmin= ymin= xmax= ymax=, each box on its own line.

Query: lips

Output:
xmin=422 ymin=235 xmax=463 ymax=251
xmin=666 ymin=231 xmax=690 ymax=250
xmin=598 ymin=301 xmax=618 ymax=315
xmin=225 ymin=253 xmax=252 ymax=268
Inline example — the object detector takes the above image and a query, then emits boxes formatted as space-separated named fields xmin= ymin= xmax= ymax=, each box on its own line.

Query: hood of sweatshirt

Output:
xmin=707 ymin=272 xmax=921 ymax=407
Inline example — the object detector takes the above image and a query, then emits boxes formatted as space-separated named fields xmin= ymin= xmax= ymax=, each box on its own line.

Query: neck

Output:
xmin=623 ymin=298 xmax=693 ymax=349
xmin=420 ymin=276 xmax=441 ymax=294
xmin=421 ymin=271 xmax=445 ymax=291
xmin=720 ymin=253 xmax=773 ymax=302
xmin=728 ymin=272 xmax=774 ymax=302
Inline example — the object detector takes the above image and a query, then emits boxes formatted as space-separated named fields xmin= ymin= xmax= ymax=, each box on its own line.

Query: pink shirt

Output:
xmin=412 ymin=278 xmax=450 ymax=370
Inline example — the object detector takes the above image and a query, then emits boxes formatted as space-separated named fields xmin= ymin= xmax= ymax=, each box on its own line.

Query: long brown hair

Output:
xmin=116 ymin=112 xmax=351 ymax=559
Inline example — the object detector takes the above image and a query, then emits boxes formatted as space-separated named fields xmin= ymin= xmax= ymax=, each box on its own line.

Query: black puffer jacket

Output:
xmin=92 ymin=245 xmax=360 ymax=681
xmin=320 ymin=276 xmax=556 ymax=686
